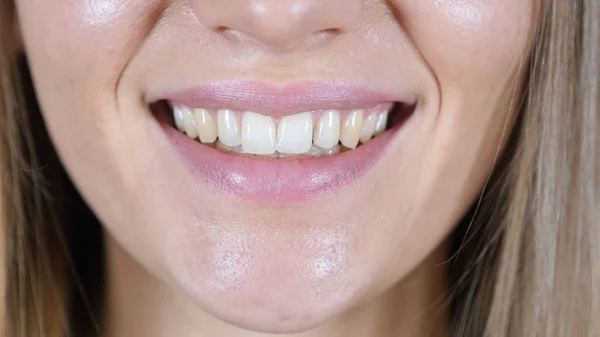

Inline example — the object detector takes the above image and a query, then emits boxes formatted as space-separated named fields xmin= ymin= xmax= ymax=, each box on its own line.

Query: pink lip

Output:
xmin=161 ymin=120 xmax=401 ymax=204
xmin=151 ymin=80 xmax=414 ymax=204
xmin=149 ymin=80 xmax=415 ymax=116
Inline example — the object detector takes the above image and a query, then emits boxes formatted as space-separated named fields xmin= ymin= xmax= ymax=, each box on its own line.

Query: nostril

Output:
xmin=315 ymin=28 xmax=342 ymax=39
xmin=213 ymin=26 xmax=243 ymax=43
xmin=319 ymin=28 xmax=342 ymax=35
xmin=214 ymin=26 xmax=229 ymax=34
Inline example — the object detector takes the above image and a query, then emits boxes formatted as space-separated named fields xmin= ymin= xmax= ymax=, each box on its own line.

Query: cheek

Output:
xmin=16 ymin=0 xmax=161 ymax=109
xmin=391 ymin=1 xmax=537 ymax=251
xmin=398 ymin=0 xmax=536 ymax=88
xmin=396 ymin=0 xmax=537 ymax=161
xmin=15 ymin=0 xmax=169 ymax=243
xmin=16 ymin=0 xmax=164 ymax=194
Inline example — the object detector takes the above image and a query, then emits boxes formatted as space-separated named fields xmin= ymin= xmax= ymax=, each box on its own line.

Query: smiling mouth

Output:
xmin=155 ymin=101 xmax=412 ymax=158
xmin=149 ymin=80 xmax=415 ymax=203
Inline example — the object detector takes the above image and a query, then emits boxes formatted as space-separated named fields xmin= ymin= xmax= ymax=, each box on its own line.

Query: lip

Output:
xmin=150 ymin=80 xmax=414 ymax=204
xmin=147 ymin=80 xmax=416 ymax=116
xmin=159 ymin=117 xmax=404 ymax=204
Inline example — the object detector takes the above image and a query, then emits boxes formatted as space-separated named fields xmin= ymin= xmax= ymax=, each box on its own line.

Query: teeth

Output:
xmin=173 ymin=104 xmax=393 ymax=157
xmin=340 ymin=110 xmax=364 ymax=149
xmin=277 ymin=112 xmax=313 ymax=154
xmin=313 ymin=110 xmax=341 ymax=149
xmin=309 ymin=144 xmax=341 ymax=157
xmin=217 ymin=109 xmax=242 ymax=147
xmin=374 ymin=112 xmax=388 ymax=136
xmin=173 ymin=104 xmax=186 ymax=132
xmin=195 ymin=109 xmax=218 ymax=144
xmin=242 ymin=111 xmax=277 ymax=155
xmin=182 ymin=106 xmax=198 ymax=139
xmin=216 ymin=140 xmax=244 ymax=154
xmin=360 ymin=113 xmax=377 ymax=143
xmin=278 ymin=144 xmax=341 ymax=158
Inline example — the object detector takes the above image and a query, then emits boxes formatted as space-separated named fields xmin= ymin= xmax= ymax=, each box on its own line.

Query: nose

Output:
xmin=192 ymin=0 xmax=363 ymax=51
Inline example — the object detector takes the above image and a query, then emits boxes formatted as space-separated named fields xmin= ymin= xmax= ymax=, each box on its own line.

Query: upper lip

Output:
xmin=147 ymin=80 xmax=416 ymax=117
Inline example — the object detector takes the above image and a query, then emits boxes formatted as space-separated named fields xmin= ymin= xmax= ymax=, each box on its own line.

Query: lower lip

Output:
xmin=159 ymin=117 xmax=402 ymax=204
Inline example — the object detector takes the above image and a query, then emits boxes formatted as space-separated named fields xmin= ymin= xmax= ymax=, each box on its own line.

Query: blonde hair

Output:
xmin=1 ymin=1 xmax=598 ymax=336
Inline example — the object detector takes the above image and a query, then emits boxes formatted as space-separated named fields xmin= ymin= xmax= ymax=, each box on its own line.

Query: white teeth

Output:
xmin=182 ymin=106 xmax=198 ymax=139
xmin=374 ymin=112 xmax=388 ymax=136
xmin=216 ymin=140 xmax=244 ymax=154
xmin=195 ymin=108 xmax=218 ymax=144
xmin=313 ymin=110 xmax=341 ymax=149
xmin=174 ymin=104 xmax=392 ymax=157
xmin=309 ymin=144 xmax=341 ymax=157
xmin=278 ymin=144 xmax=341 ymax=158
xmin=173 ymin=104 xmax=186 ymax=132
xmin=277 ymin=112 xmax=313 ymax=154
xmin=217 ymin=109 xmax=242 ymax=147
xmin=360 ymin=113 xmax=377 ymax=143
xmin=242 ymin=111 xmax=277 ymax=155
xmin=340 ymin=110 xmax=364 ymax=149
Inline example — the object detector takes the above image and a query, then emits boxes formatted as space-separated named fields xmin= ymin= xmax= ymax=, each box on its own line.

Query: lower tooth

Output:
xmin=216 ymin=140 xmax=343 ymax=158
xmin=216 ymin=140 xmax=243 ymax=154
xmin=259 ymin=152 xmax=279 ymax=159
xmin=309 ymin=145 xmax=341 ymax=157
xmin=340 ymin=146 xmax=353 ymax=153
xmin=278 ymin=152 xmax=303 ymax=159
xmin=279 ymin=145 xmax=341 ymax=158
xmin=217 ymin=140 xmax=277 ymax=158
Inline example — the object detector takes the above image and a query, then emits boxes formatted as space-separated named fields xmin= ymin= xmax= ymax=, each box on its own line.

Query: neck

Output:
xmin=104 ymin=236 xmax=450 ymax=337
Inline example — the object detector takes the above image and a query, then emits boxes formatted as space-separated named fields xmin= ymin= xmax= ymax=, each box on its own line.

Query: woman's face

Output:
xmin=16 ymin=0 xmax=536 ymax=332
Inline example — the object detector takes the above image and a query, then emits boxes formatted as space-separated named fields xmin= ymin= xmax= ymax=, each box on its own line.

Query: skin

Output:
xmin=15 ymin=0 xmax=537 ymax=336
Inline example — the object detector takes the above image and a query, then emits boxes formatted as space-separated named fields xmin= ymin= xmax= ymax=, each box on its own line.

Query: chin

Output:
xmin=200 ymin=286 xmax=355 ymax=334
xmin=161 ymin=216 xmax=372 ymax=334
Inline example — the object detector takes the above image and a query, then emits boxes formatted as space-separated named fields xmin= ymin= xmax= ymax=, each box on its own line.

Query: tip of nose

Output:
xmin=194 ymin=0 xmax=361 ymax=52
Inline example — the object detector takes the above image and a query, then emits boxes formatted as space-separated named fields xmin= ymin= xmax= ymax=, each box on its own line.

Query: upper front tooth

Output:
xmin=173 ymin=104 xmax=186 ymax=132
xmin=340 ymin=110 xmax=364 ymax=149
xmin=313 ymin=110 xmax=340 ymax=149
xmin=277 ymin=112 xmax=313 ymax=154
xmin=360 ymin=113 xmax=377 ymax=143
xmin=374 ymin=111 xmax=389 ymax=136
xmin=182 ymin=106 xmax=198 ymax=139
xmin=242 ymin=112 xmax=276 ymax=155
xmin=195 ymin=108 xmax=218 ymax=143
xmin=217 ymin=109 xmax=242 ymax=147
